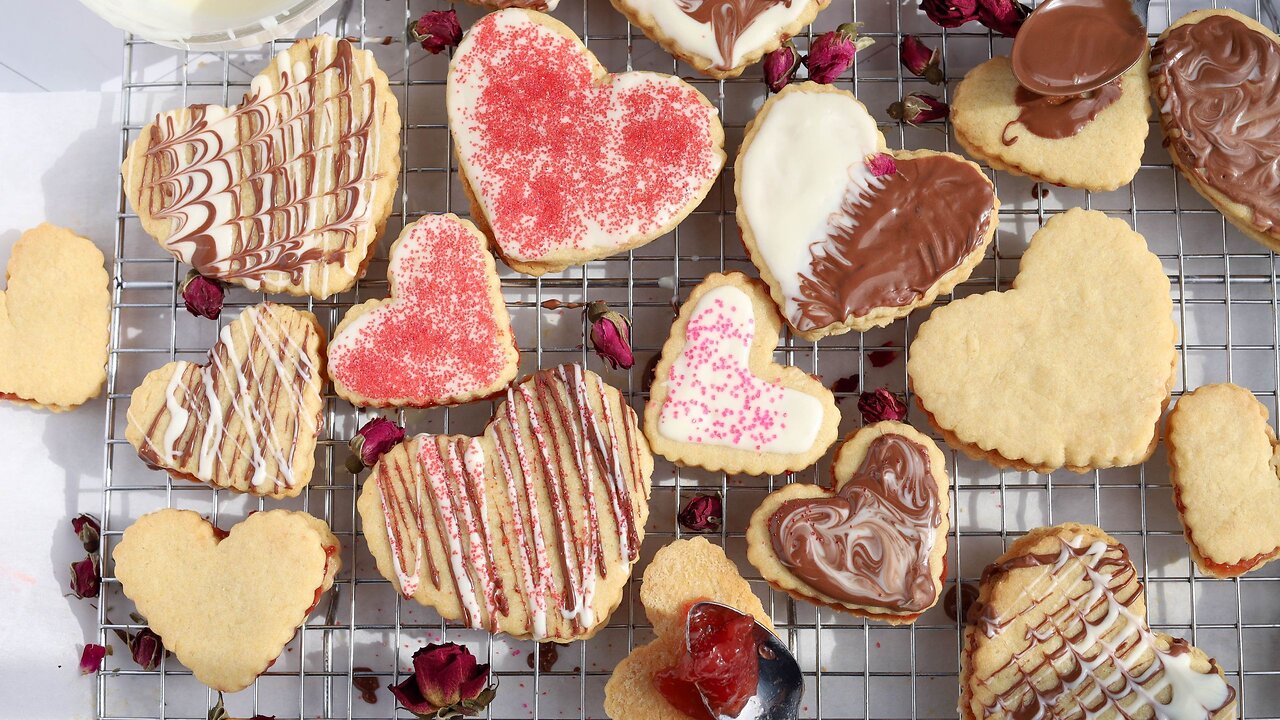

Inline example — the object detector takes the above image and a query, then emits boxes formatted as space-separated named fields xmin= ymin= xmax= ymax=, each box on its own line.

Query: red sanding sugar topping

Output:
xmin=451 ymin=12 xmax=720 ymax=260
xmin=329 ymin=216 xmax=510 ymax=403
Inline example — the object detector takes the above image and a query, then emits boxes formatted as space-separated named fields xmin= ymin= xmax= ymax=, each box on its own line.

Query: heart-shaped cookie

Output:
xmin=961 ymin=523 xmax=1236 ymax=719
xmin=0 ymin=224 xmax=109 ymax=410
xmin=457 ymin=0 xmax=558 ymax=9
xmin=644 ymin=271 xmax=840 ymax=475
xmin=447 ymin=9 xmax=725 ymax=276
xmin=358 ymin=363 xmax=653 ymax=641
xmin=951 ymin=53 xmax=1151 ymax=192
xmin=126 ymin=302 xmax=326 ymax=498
xmin=736 ymin=83 xmax=998 ymax=340
xmin=327 ymin=214 xmax=519 ymax=408
xmin=122 ymin=36 xmax=400 ymax=298
xmin=112 ymin=509 xmax=341 ymax=693
xmin=1166 ymin=383 xmax=1280 ymax=577
xmin=908 ymin=209 xmax=1177 ymax=473
xmin=1152 ymin=9 xmax=1280 ymax=252
xmin=609 ymin=0 xmax=829 ymax=78
xmin=746 ymin=421 xmax=949 ymax=623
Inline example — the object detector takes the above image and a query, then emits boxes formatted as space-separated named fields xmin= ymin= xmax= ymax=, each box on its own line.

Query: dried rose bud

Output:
xmin=887 ymin=93 xmax=950 ymax=124
xmin=858 ymin=388 xmax=908 ymax=424
xmin=864 ymin=153 xmax=898 ymax=178
xmin=921 ymin=0 xmax=980 ymax=27
xmin=79 ymin=643 xmax=107 ymax=675
xmin=804 ymin=22 xmax=875 ymax=84
xmin=409 ymin=10 xmax=462 ymax=54
xmin=181 ymin=270 xmax=225 ymax=320
xmin=587 ymin=300 xmax=635 ymax=371
xmin=129 ymin=627 xmax=165 ymax=670
xmin=899 ymin=35 xmax=944 ymax=84
xmin=347 ymin=417 xmax=406 ymax=473
xmin=70 ymin=555 xmax=99 ymax=600
xmin=677 ymin=493 xmax=723 ymax=533
xmin=389 ymin=642 xmax=496 ymax=718
xmin=72 ymin=513 xmax=101 ymax=554
xmin=762 ymin=41 xmax=802 ymax=93
xmin=977 ymin=0 xmax=1031 ymax=37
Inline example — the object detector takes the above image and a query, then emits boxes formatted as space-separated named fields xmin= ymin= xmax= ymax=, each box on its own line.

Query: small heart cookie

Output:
xmin=113 ymin=509 xmax=341 ymax=693
xmin=0 ymin=224 xmax=109 ymax=410
xmin=123 ymin=36 xmax=400 ymax=298
xmin=644 ymin=271 xmax=840 ymax=475
xmin=358 ymin=363 xmax=653 ymax=641
xmin=327 ymin=214 xmax=518 ymax=408
xmin=951 ymin=54 xmax=1151 ymax=192
xmin=746 ymin=421 xmax=949 ymax=623
xmin=447 ymin=9 xmax=725 ymax=276
xmin=736 ymin=83 xmax=998 ymax=340
xmin=609 ymin=0 xmax=830 ymax=78
xmin=961 ymin=523 xmax=1236 ymax=719
xmin=1152 ymin=10 xmax=1280 ymax=251
xmin=1166 ymin=383 xmax=1280 ymax=577
xmin=126 ymin=302 xmax=326 ymax=498
xmin=908 ymin=209 xmax=1177 ymax=473
xmin=604 ymin=537 xmax=774 ymax=720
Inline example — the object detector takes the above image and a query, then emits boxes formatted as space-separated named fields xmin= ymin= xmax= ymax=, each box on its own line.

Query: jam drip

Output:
xmin=654 ymin=602 xmax=761 ymax=720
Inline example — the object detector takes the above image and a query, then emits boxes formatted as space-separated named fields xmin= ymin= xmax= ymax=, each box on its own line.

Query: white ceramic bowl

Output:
xmin=79 ymin=0 xmax=343 ymax=50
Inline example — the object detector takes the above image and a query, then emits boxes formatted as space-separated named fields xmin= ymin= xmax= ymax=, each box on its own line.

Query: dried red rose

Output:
xmin=347 ymin=417 xmax=406 ymax=473
xmin=977 ymin=0 xmax=1030 ymax=37
xmin=858 ymin=388 xmax=908 ymax=424
xmin=762 ymin=41 xmax=802 ymax=93
xmin=868 ymin=341 xmax=900 ymax=368
xmin=678 ymin=494 xmax=723 ymax=533
xmin=409 ymin=10 xmax=462 ymax=54
xmin=70 ymin=555 xmax=99 ymax=600
xmin=887 ymin=93 xmax=950 ymax=124
xmin=921 ymin=0 xmax=980 ymax=27
xmin=587 ymin=300 xmax=635 ymax=370
xmin=899 ymin=35 xmax=944 ymax=84
xmin=181 ymin=271 xmax=225 ymax=320
xmin=864 ymin=153 xmax=898 ymax=178
xmin=79 ymin=643 xmax=107 ymax=675
xmin=72 ymin=513 xmax=100 ymax=554
xmin=129 ymin=627 xmax=164 ymax=671
xmin=389 ymin=642 xmax=495 ymax=718
xmin=805 ymin=22 xmax=874 ymax=84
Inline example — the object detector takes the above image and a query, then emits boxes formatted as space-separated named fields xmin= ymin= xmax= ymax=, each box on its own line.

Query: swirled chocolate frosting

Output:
xmin=768 ymin=434 xmax=941 ymax=611
xmin=676 ymin=0 xmax=793 ymax=70
xmin=1152 ymin=14 xmax=1280 ymax=231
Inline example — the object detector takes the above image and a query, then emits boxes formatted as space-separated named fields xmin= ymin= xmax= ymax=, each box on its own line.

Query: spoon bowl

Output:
xmin=686 ymin=601 xmax=803 ymax=720
xmin=1011 ymin=0 xmax=1149 ymax=96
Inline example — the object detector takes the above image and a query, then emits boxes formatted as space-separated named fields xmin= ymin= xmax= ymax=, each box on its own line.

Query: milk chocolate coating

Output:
xmin=1011 ymin=0 xmax=1147 ymax=94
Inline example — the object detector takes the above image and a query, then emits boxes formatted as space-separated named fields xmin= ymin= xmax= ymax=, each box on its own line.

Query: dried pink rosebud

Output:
xmin=389 ymin=642 xmax=495 ymax=717
xmin=977 ymin=0 xmax=1030 ymax=37
xmin=72 ymin=513 xmax=101 ymax=554
xmin=762 ymin=41 xmax=802 ymax=93
xmin=130 ymin=628 xmax=165 ymax=670
xmin=888 ymin=93 xmax=950 ymax=124
xmin=921 ymin=0 xmax=980 ymax=27
xmin=70 ymin=555 xmax=99 ymax=599
xmin=805 ymin=22 xmax=875 ymax=84
xmin=79 ymin=643 xmax=107 ymax=675
xmin=677 ymin=493 xmax=723 ymax=533
xmin=181 ymin=271 xmax=225 ymax=320
xmin=347 ymin=417 xmax=406 ymax=473
xmin=900 ymin=35 xmax=944 ymax=84
xmin=858 ymin=388 xmax=909 ymax=424
xmin=410 ymin=10 xmax=462 ymax=54
xmin=865 ymin=153 xmax=898 ymax=178
xmin=587 ymin=300 xmax=635 ymax=371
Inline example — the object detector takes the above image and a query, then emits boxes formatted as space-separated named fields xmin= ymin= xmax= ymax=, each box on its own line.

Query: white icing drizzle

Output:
xmin=418 ymin=438 xmax=484 ymax=628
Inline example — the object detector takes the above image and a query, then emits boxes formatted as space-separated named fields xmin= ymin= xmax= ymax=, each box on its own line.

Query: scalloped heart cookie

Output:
xmin=908 ymin=209 xmax=1177 ymax=473
xmin=327 ymin=214 xmax=518 ymax=409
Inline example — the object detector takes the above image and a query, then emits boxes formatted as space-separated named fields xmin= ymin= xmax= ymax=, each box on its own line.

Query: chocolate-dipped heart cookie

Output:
xmin=1152 ymin=9 xmax=1280 ymax=252
xmin=736 ymin=83 xmax=998 ymax=340
xmin=746 ymin=421 xmax=950 ymax=623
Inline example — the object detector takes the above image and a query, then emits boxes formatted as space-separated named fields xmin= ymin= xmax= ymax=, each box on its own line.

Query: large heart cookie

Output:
xmin=1152 ymin=10 xmax=1280 ymax=251
xmin=746 ymin=421 xmax=949 ymax=623
xmin=644 ymin=271 xmax=840 ymax=475
xmin=122 ymin=36 xmax=400 ymax=298
xmin=961 ymin=523 xmax=1236 ymax=719
xmin=908 ymin=209 xmax=1177 ymax=473
xmin=113 ymin=509 xmax=341 ymax=693
xmin=736 ymin=83 xmax=998 ymax=340
xmin=0 ymin=224 xmax=109 ymax=410
xmin=447 ymin=9 xmax=725 ymax=276
xmin=358 ymin=363 xmax=653 ymax=641
xmin=126 ymin=302 xmax=326 ymax=498
xmin=327 ymin=214 xmax=518 ymax=408
xmin=1166 ymin=383 xmax=1280 ymax=577
xmin=609 ymin=0 xmax=829 ymax=78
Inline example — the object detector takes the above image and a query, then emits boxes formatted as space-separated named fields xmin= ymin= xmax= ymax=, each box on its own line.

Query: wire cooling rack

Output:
xmin=95 ymin=0 xmax=1280 ymax=717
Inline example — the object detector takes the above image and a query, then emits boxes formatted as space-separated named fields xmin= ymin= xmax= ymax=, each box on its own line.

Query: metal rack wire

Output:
xmin=95 ymin=0 xmax=1280 ymax=717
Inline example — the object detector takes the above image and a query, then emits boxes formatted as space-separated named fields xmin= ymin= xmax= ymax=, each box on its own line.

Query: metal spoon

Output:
xmin=685 ymin=601 xmax=803 ymax=720
xmin=1010 ymin=0 xmax=1149 ymax=96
